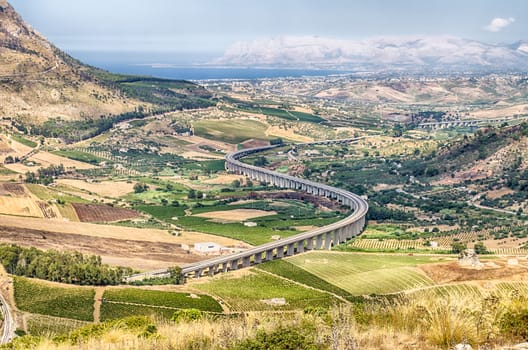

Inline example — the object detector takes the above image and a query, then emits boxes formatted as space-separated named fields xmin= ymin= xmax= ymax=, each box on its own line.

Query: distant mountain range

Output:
xmin=215 ymin=36 xmax=528 ymax=72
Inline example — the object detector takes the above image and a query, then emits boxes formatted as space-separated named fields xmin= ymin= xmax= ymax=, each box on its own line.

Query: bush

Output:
xmin=171 ymin=309 xmax=203 ymax=323
xmin=231 ymin=326 xmax=320 ymax=350
xmin=500 ymin=301 xmax=528 ymax=340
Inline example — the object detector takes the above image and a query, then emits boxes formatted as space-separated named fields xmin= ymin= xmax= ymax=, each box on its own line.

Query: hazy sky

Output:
xmin=9 ymin=0 xmax=526 ymax=58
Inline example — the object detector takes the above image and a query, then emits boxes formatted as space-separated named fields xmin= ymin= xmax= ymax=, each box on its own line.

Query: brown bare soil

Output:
xmin=72 ymin=203 xmax=139 ymax=223
xmin=0 ymin=214 xmax=244 ymax=247
xmin=420 ymin=260 xmax=528 ymax=284
xmin=202 ymin=174 xmax=246 ymax=185
xmin=194 ymin=209 xmax=277 ymax=221
xmin=0 ymin=225 xmax=206 ymax=270
xmin=0 ymin=183 xmax=26 ymax=196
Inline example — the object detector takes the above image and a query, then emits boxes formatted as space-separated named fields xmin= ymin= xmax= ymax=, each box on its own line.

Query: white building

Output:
xmin=194 ymin=242 xmax=222 ymax=255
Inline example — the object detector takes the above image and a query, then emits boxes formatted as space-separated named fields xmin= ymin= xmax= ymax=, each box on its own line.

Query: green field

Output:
xmin=100 ymin=302 xmax=175 ymax=321
xmin=194 ymin=270 xmax=340 ymax=311
xmin=256 ymin=260 xmax=352 ymax=299
xmin=25 ymin=183 xmax=88 ymax=204
xmin=14 ymin=277 xmax=95 ymax=321
xmin=287 ymin=252 xmax=443 ymax=295
xmin=193 ymin=119 xmax=271 ymax=144
xmin=10 ymin=133 xmax=37 ymax=148
xmin=237 ymin=106 xmax=325 ymax=123
xmin=50 ymin=150 xmax=105 ymax=165
xmin=138 ymin=201 xmax=343 ymax=245
xmin=103 ymin=288 xmax=222 ymax=312
xmin=26 ymin=314 xmax=90 ymax=336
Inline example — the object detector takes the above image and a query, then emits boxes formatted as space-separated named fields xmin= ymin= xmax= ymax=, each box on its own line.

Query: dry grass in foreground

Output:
xmin=6 ymin=292 xmax=528 ymax=350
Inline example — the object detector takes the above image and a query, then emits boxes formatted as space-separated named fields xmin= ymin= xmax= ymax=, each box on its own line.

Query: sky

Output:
xmin=9 ymin=0 xmax=526 ymax=63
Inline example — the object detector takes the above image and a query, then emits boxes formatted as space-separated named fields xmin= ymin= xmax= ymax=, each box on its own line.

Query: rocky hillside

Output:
xmin=0 ymin=1 xmax=213 ymax=124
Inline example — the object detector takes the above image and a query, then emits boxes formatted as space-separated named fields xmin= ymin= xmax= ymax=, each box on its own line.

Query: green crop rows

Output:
xmin=14 ymin=277 xmax=95 ymax=321
xmin=195 ymin=270 xmax=340 ymax=311
xmin=102 ymin=288 xmax=223 ymax=312
xmin=287 ymin=252 xmax=441 ymax=295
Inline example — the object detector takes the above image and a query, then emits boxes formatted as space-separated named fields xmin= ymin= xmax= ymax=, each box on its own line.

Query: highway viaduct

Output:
xmin=417 ymin=116 xmax=528 ymax=129
xmin=177 ymin=139 xmax=369 ymax=280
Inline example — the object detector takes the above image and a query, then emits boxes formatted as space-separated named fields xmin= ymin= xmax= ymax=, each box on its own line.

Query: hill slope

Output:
xmin=0 ymin=0 xmax=214 ymax=124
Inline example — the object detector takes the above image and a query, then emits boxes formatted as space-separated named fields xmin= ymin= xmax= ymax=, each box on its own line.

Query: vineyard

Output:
xmin=286 ymin=252 xmax=442 ymax=295
xmin=14 ymin=277 xmax=95 ymax=321
xmin=194 ymin=270 xmax=340 ymax=311
xmin=102 ymin=288 xmax=223 ymax=312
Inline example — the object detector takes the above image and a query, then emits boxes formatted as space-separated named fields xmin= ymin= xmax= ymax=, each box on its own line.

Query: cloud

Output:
xmin=484 ymin=17 xmax=515 ymax=32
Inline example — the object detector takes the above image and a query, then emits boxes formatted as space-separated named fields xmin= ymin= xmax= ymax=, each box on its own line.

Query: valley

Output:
xmin=0 ymin=1 xmax=527 ymax=349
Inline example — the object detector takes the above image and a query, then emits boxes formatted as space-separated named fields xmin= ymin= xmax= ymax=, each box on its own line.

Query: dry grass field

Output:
xmin=28 ymin=151 xmax=96 ymax=170
xmin=57 ymin=179 xmax=136 ymax=198
xmin=194 ymin=209 xmax=277 ymax=221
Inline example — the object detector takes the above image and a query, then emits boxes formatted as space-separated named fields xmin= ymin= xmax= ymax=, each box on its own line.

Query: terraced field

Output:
xmin=287 ymin=252 xmax=445 ymax=295
xmin=14 ymin=277 xmax=95 ymax=321
xmin=193 ymin=270 xmax=340 ymax=311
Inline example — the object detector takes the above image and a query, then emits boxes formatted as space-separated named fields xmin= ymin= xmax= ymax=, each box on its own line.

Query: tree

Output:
xmin=133 ymin=183 xmax=149 ymax=193
xmin=231 ymin=179 xmax=241 ymax=188
xmin=188 ymin=189 xmax=196 ymax=199
xmin=246 ymin=179 xmax=253 ymax=188
xmin=451 ymin=242 xmax=467 ymax=254
xmin=168 ymin=265 xmax=182 ymax=284
xmin=474 ymin=242 xmax=489 ymax=254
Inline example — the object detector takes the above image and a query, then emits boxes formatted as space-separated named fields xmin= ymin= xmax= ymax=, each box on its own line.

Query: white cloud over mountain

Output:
xmin=215 ymin=36 xmax=528 ymax=72
xmin=485 ymin=17 xmax=515 ymax=32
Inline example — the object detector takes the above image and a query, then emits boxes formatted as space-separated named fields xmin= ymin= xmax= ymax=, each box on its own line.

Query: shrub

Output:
xmin=171 ymin=309 xmax=203 ymax=323
xmin=499 ymin=300 xmax=528 ymax=341
xmin=231 ymin=326 xmax=320 ymax=350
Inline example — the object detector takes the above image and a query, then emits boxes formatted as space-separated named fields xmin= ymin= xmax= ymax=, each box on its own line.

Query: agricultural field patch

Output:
xmin=194 ymin=209 xmax=277 ymax=222
xmin=193 ymin=270 xmax=339 ymax=311
xmin=100 ymin=302 xmax=175 ymax=321
xmin=102 ymin=288 xmax=222 ymax=312
xmin=14 ymin=277 xmax=95 ymax=321
xmin=56 ymin=179 xmax=137 ymax=198
xmin=287 ymin=252 xmax=443 ymax=295
xmin=193 ymin=119 xmax=271 ymax=144
xmin=0 ymin=195 xmax=43 ymax=217
xmin=72 ymin=203 xmax=140 ymax=223
xmin=26 ymin=314 xmax=90 ymax=336
xmin=256 ymin=260 xmax=352 ymax=299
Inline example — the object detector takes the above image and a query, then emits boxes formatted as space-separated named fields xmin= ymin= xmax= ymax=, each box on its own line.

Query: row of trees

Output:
xmin=0 ymin=245 xmax=133 ymax=285
xmin=24 ymin=164 xmax=65 ymax=185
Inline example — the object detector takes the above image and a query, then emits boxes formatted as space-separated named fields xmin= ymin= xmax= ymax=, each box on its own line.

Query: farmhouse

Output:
xmin=194 ymin=242 xmax=222 ymax=255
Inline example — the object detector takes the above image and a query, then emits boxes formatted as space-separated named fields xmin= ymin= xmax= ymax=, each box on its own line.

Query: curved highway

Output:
xmin=178 ymin=138 xmax=369 ymax=279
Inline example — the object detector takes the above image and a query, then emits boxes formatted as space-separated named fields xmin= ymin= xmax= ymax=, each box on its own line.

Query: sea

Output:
xmin=98 ymin=65 xmax=349 ymax=81
xmin=70 ymin=51 xmax=351 ymax=81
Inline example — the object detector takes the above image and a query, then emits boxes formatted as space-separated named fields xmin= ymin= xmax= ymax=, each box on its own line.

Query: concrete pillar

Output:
xmin=297 ymin=240 xmax=305 ymax=253
xmin=316 ymin=235 xmax=323 ymax=249
xmin=287 ymin=243 xmax=295 ymax=256
xmin=243 ymin=256 xmax=251 ymax=268
xmin=306 ymin=238 xmax=314 ymax=250
xmin=254 ymin=253 xmax=262 ymax=264
xmin=230 ymin=259 xmax=238 ymax=270
xmin=266 ymin=249 xmax=274 ymax=261
xmin=195 ymin=268 xmax=203 ymax=278
xmin=325 ymin=232 xmax=333 ymax=249
xmin=277 ymin=246 xmax=284 ymax=258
